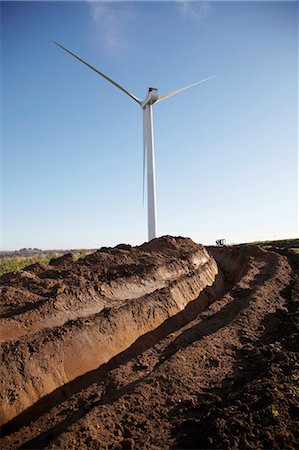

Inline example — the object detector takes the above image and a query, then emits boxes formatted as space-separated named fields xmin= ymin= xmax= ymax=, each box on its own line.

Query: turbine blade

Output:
xmin=54 ymin=42 xmax=141 ymax=105
xmin=156 ymin=75 xmax=217 ymax=103
xmin=142 ymin=108 xmax=147 ymax=207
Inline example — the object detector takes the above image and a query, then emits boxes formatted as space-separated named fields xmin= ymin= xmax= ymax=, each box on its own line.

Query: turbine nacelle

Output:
xmin=142 ymin=87 xmax=159 ymax=108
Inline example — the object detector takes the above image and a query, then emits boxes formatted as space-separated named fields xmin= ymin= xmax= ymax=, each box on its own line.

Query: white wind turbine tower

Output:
xmin=55 ymin=42 xmax=216 ymax=242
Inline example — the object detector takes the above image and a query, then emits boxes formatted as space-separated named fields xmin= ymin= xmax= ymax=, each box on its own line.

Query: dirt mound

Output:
xmin=49 ymin=253 xmax=76 ymax=267
xmin=0 ymin=236 xmax=218 ymax=427
xmin=0 ymin=238 xmax=298 ymax=449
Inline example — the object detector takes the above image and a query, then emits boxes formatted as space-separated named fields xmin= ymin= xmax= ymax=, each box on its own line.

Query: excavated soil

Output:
xmin=0 ymin=236 xmax=298 ymax=449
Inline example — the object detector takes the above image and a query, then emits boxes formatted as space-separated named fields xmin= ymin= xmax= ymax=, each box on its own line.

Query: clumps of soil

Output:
xmin=0 ymin=239 xmax=298 ymax=450
xmin=174 ymin=332 xmax=298 ymax=449
xmin=49 ymin=253 xmax=76 ymax=267
xmin=174 ymin=252 xmax=299 ymax=450
xmin=0 ymin=236 xmax=217 ymax=429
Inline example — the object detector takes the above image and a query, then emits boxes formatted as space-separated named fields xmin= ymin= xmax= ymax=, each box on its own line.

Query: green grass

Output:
xmin=243 ymin=238 xmax=299 ymax=253
xmin=0 ymin=255 xmax=52 ymax=276
xmin=0 ymin=251 xmax=92 ymax=276
xmin=246 ymin=238 xmax=299 ymax=248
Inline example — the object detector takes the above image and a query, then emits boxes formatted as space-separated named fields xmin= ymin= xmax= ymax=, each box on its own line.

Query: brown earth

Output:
xmin=0 ymin=236 xmax=298 ymax=449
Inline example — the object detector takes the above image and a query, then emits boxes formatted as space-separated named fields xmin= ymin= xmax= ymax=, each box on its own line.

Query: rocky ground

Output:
xmin=0 ymin=237 xmax=298 ymax=449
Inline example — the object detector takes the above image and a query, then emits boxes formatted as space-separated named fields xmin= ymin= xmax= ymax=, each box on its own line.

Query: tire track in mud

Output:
xmin=1 ymin=244 xmax=293 ymax=450
xmin=172 ymin=251 xmax=299 ymax=450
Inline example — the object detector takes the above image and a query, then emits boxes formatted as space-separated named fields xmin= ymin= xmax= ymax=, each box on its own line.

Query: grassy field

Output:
xmin=244 ymin=238 xmax=299 ymax=253
xmin=0 ymin=254 xmax=56 ymax=276
xmin=0 ymin=251 xmax=93 ymax=276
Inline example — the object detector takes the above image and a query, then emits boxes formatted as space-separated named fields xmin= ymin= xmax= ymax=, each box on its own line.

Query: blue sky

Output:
xmin=1 ymin=1 xmax=298 ymax=250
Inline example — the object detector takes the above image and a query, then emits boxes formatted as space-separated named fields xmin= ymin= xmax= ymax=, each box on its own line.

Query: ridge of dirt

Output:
xmin=0 ymin=236 xmax=211 ymax=342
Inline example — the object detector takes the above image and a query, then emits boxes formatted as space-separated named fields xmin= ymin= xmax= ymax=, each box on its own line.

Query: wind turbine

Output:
xmin=55 ymin=42 xmax=216 ymax=242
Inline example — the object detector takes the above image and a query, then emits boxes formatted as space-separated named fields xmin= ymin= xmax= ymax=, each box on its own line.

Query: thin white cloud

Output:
xmin=88 ymin=1 xmax=135 ymax=52
xmin=176 ymin=1 xmax=210 ymax=21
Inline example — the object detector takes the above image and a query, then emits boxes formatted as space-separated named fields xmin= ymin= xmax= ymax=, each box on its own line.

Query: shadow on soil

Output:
xmin=172 ymin=249 xmax=299 ymax=450
xmin=1 ymin=267 xmax=231 ymax=440
xmin=160 ymin=255 xmax=278 ymax=362
xmin=3 ymin=250 xmax=267 ymax=449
